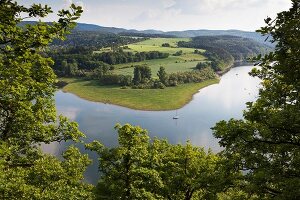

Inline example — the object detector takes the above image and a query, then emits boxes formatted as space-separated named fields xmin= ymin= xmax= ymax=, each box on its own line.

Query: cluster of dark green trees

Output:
xmin=49 ymin=48 xmax=112 ymax=77
xmin=118 ymin=32 xmax=175 ymax=38
xmin=96 ymin=49 xmax=169 ymax=65
xmin=164 ymin=67 xmax=216 ymax=86
xmin=212 ymin=1 xmax=300 ymax=198
xmin=49 ymin=48 xmax=169 ymax=77
xmin=0 ymin=1 xmax=94 ymax=199
xmin=1 ymin=0 xmax=299 ymax=199
xmin=196 ymin=62 xmax=211 ymax=70
xmin=109 ymin=65 xmax=216 ymax=89
xmin=50 ymin=30 xmax=146 ymax=49
xmin=86 ymin=124 xmax=241 ymax=199
xmin=161 ymin=43 xmax=171 ymax=47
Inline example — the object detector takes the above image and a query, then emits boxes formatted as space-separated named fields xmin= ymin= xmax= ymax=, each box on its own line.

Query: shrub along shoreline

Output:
xmin=60 ymin=78 xmax=220 ymax=111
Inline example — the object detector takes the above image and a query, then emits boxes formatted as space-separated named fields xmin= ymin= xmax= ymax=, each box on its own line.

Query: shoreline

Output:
xmin=58 ymin=63 xmax=250 ymax=111
xmin=60 ymin=78 xmax=220 ymax=111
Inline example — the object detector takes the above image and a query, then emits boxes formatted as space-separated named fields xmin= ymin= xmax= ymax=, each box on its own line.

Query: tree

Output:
xmin=61 ymin=59 xmax=78 ymax=76
xmin=212 ymin=1 xmax=300 ymax=199
xmin=69 ymin=60 xmax=79 ymax=76
xmin=61 ymin=59 xmax=69 ymax=76
xmin=133 ymin=65 xmax=152 ymax=85
xmin=119 ymin=75 xmax=132 ymax=86
xmin=87 ymin=124 xmax=162 ymax=200
xmin=162 ymin=43 xmax=170 ymax=47
xmin=87 ymin=124 xmax=240 ymax=200
xmin=0 ymin=1 xmax=94 ymax=199
xmin=196 ymin=62 xmax=210 ymax=70
xmin=173 ymin=50 xmax=183 ymax=56
xmin=150 ymin=140 xmax=240 ymax=200
xmin=133 ymin=66 xmax=142 ymax=85
xmin=157 ymin=66 xmax=168 ymax=85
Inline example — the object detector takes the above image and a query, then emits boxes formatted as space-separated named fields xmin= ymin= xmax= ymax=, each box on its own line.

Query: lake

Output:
xmin=44 ymin=65 xmax=261 ymax=184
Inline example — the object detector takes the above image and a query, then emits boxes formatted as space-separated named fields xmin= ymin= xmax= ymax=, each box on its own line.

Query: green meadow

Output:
xmin=113 ymin=38 xmax=207 ymax=76
xmin=114 ymin=59 xmax=200 ymax=77
xmin=60 ymin=78 xmax=219 ymax=111
xmin=61 ymin=38 xmax=218 ymax=110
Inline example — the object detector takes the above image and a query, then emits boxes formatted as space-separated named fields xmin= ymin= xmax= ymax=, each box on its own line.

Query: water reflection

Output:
xmin=48 ymin=66 xmax=260 ymax=184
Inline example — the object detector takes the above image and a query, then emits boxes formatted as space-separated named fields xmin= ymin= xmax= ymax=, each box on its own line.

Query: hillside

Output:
xmin=167 ymin=29 xmax=272 ymax=46
xmin=21 ymin=21 xmax=272 ymax=46
xmin=177 ymin=35 xmax=271 ymax=71
xmin=178 ymin=35 xmax=271 ymax=60
xmin=51 ymin=31 xmax=146 ymax=49
xmin=72 ymin=23 xmax=272 ymax=46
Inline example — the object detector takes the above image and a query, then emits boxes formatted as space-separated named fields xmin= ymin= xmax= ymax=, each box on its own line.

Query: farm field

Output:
xmin=114 ymin=59 xmax=201 ymax=77
xmin=110 ymin=38 xmax=207 ymax=76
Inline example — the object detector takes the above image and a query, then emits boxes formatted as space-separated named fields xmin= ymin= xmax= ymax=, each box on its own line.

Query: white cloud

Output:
xmin=63 ymin=0 xmax=86 ymax=11
xmin=162 ymin=0 xmax=176 ymax=8
xmin=63 ymin=0 xmax=73 ymax=8
xmin=18 ymin=0 xmax=292 ymax=31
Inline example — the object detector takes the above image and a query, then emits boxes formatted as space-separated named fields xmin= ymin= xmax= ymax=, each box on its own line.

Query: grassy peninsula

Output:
xmin=61 ymin=78 xmax=219 ymax=111
xmin=55 ymin=37 xmax=221 ymax=110
xmin=52 ymin=35 xmax=269 ymax=110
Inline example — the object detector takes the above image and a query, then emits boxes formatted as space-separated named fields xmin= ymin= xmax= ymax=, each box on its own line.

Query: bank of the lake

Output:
xmin=60 ymin=78 xmax=219 ymax=111
xmin=51 ymin=66 xmax=260 ymax=184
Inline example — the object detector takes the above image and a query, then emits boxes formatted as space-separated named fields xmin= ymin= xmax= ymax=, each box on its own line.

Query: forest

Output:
xmin=0 ymin=0 xmax=299 ymax=199
xmin=51 ymin=31 xmax=148 ymax=49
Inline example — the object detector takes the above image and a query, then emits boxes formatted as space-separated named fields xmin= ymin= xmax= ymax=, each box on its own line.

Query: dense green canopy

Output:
xmin=87 ymin=124 xmax=240 ymax=200
xmin=0 ymin=1 xmax=94 ymax=199
xmin=213 ymin=1 xmax=300 ymax=199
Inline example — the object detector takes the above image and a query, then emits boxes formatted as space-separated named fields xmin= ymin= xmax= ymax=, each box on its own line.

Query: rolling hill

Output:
xmin=21 ymin=21 xmax=273 ymax=46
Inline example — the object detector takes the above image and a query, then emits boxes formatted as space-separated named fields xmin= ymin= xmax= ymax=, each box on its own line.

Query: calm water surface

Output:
xmin=44 ymin=66 xmax=261 ymax=184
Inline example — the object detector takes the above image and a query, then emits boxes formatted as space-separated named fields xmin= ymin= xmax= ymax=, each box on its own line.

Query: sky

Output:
xmin=17 ymin=0 xmax=292 ymax=31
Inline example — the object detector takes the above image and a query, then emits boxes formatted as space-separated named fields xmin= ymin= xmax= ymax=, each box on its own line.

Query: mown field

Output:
xmin=97 ymin=38 xmax=207 ymax=77
xmin=114 ymin=59 xmax=201 ymax=77
xmin=60 ymin=78 xmax=219 ymax=111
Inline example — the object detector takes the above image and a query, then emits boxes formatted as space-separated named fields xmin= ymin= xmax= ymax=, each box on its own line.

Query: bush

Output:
xmin=173 ymin=50 xmax=183 ymax=56
xmin=165 ymin=67 xmax=216 ymax=86
xmin=196 ymin=62 xmax=210 ymax=70
xmin=119 ymin=75 xmax=132 ymax=86
xmin=131 ymin=83 xmax=153 ymax=89
xmin=153 ymin=80 xmax=166 ymax=89
xmin=99 ymin=74 xmax=132 ymax=86
xmin=162 ymin=43 xmax=170 ymax=47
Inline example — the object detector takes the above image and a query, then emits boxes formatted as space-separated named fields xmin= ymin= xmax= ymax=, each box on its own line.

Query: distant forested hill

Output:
xmin=71 ymin=23 xmax=272 ymax=47
xmin=178 ymin=35 xmax=271 ymax=61
xmin=21 ymin=21 xmax=272 ymax=46
xmin=178 ymin=35 xmax=272 ymax=71
xmin=167 ymin=30 xmax=272 ymax=47
xmin=51 ymin=31 xmax=146 ymax=49
xmin=20 ymin=21 xmax=272 ymax=73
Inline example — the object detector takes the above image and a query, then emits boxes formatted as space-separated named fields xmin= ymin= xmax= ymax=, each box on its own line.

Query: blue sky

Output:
xmin=17 ymin=0 xmax=291 ymax=31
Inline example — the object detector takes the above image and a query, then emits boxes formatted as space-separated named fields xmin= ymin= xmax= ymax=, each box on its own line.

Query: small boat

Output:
xmin=173 ymin=110 xmax=179 ymax=119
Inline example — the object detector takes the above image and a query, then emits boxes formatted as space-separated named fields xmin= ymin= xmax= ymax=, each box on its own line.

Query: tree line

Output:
xmin=95 ymin=48 xmax=169 ymax=65
xmin=48 ymin=47 xmax=169 ymax=77
xmin=51 ymin=30 xmax=147 ymax=49
xmin=48 ymin=46 xmax=215 ymax=89
xmin=82 ymin=65 xmax=216 ymax=89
